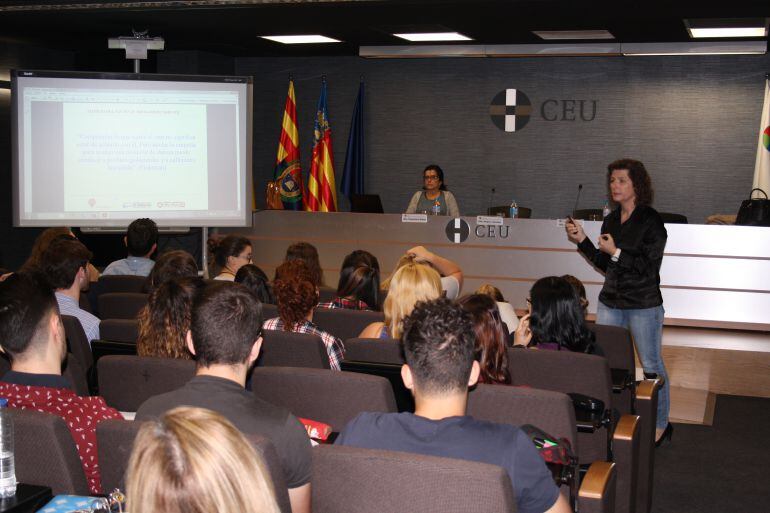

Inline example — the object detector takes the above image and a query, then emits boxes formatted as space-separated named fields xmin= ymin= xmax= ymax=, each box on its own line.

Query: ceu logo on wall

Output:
xmin=489 ymin=89 xmax=532 ymax=132
xmin=445 ymin=218 xmax=470 ymax=244
xmin=764 ymin=126 xmax=770 ymax=151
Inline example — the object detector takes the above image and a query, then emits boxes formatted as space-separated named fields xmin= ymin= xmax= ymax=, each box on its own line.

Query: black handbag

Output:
xmin=736 ymin=188 xmax=770 ymax=226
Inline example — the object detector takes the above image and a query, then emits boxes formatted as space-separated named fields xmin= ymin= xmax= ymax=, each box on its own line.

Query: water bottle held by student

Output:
xmin=510 ymin=200 xmax=518 ymax=219
xmin=432 ymin=199 xmax=441 ymax=216
xmin=0 ymin=399 xmax=16 ymax=499
xmin=602 ymin=202 xmax=611 ymax=219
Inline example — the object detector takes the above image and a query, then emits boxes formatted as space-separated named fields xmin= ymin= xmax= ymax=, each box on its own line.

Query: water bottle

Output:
xmin=602 ymin=202 xmax=611 ymax=219
xmin=509 ymin=199 xmax=518 ymax=219
xmin=0 ymin=399 xmax=16 ymax=498
xmin=431 ymin=199 xmax=441 ymax=216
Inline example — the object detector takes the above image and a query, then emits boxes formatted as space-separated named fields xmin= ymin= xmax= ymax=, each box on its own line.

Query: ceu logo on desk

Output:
xmin=445 ymin=218 xmax=470 ymax=244
xmin=489 ymin=89 xmax=532 ymax=132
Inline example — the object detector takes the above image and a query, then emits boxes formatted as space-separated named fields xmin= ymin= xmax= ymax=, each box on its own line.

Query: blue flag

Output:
xmin=341 ymin=81 xmax=365 ymax=201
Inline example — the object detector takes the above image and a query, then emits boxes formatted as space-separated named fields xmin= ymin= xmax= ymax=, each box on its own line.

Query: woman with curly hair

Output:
xmin=283 ymin=242 xmax=325 ymax=288
xmin=359 ymin=260 xmax=442 ymax=340
xmin=459 ymin=294 xmax=511 ymax=385
xmin=262 ymin=260 xmax=344 ymax=370
xmin=137 ymin=276 xmax=204 ymax=359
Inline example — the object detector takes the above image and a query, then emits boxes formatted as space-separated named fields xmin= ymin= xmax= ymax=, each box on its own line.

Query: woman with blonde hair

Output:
xmin=126 ymin=406 xmax=281 ymax=513
xmin=360 ymin=260 xmax=442 ymax=339
xmin=475 ymin=283 xmax=519 ymax=333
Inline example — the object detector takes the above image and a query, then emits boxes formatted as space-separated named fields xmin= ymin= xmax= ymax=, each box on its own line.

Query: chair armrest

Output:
xmin=578 ymin=461 xmax=616 ymax=513
xmin=612 ymin=414 xmax=640 ymax=513
xmin=634 ymin=378 xmax=661 ymax=513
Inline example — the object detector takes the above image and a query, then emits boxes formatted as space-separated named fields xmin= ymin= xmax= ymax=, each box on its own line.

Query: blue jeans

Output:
xmin=596 ymin=303 xmax=670 ymax=429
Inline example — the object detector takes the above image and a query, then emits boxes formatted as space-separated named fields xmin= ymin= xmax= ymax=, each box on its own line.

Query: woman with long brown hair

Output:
xmin=459 ymin=294 xmax=511 ymax=385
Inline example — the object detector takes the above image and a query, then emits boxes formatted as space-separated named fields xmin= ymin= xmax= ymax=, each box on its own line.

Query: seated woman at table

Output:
xmin=318 ymin=262 xmax=380 ymax=311
xmin=459 ymin=294 xmax=511 ymax=385
xmin=126 ymin=406 xmax=281 ymax=513
xmin=263 ymin=260 xmax=345 ymax=370
xmin=514 ymin=276 xmax=600 ymax=355
xmin=404 ymin=164 xmax=460 ymax=217
xmin=359 ymin=260 xmax=442 ymax=339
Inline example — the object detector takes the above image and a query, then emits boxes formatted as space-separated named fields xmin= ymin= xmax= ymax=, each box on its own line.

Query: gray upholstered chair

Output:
xmin=251 ymin=367 xmax=397 ymax=432
xmin=97 ymin=355 xmax=196 ymax=411
xmin=343 ymin=337 xmax=404 ymax=365
xmin=10 ymin=408 xmax=89 ymax=495
xmin=61 ymin=315 xmax=94 ymax=372
xmin=97 ymin=419 xmax=292 ymax=513
xmin=312 ymin=309 xmax=384 ymax=342
xmin=311 ymin=445 xmax=515 ymax=513
xmin=259 ymin=331 xmax=330 ymax=370
xmin=99 ymin=319 xmax=140 ymax=344
xmin=97 ymin=292 xmax=148 ymax=320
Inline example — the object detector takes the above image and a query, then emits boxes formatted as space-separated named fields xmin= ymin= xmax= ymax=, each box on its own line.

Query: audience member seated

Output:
xmin=127 ymin=406 xmax=281 ymax=513
xmin=145 ymin=250 xmax=198 ymax=293
xmin=137 ymin=277 xmax=204 ymax=359
xmin=102 ymin=218 xmax=158 ymax=277
xmin=263 ymin=261 xmax=345 ymax=371
xmin=0 ymin=273 xmax=122 ymax=494
xmin=41 ymin=238 xmax=100 ymax=343
xmin=135 ymin=281 xmax=311 ymax=513
xmin=561 ymin=274 xmax=589 ymax=318
xmin=208 ymin=235 xmax=253 ymax=282
xmin=19 ymin=227 xmax=101 ymax=282
xmin=383 ymin=245 xmax=463 ymax=300
xmin=514 ymin=276 xmax=600 ymax=355
xmin=336 ymin=298 xmax=569 ymax=513
xmin=235 ymin=264 xmax=275 ymax=304
xmin=458 ymin=294 xmax=511 ymax=385
xmin=476 ymin=283 xmax=519 ymax=332
xmin=360 ymin=260 xmax=441 ymax=339
xmin=284 ymin=241 xmax=326 ymax=288
xmin=317 ymin=250 xmax=380 ymax=311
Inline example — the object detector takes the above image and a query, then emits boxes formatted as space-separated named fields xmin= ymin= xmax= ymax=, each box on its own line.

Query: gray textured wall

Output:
xmin=238 ymin=54 xmax=770 ymax=224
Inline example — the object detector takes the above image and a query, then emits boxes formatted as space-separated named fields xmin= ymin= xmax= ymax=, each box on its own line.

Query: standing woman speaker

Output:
xmin=565 ymin=159 xmax=672 ymax=445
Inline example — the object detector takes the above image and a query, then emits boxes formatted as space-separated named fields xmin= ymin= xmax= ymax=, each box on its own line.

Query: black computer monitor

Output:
xmin=350 ymin=194 xmax=384 ymax=214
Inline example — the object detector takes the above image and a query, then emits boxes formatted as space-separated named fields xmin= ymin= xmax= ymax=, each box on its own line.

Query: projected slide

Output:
xmin=63 ymin=101 xmax=209 ymax=212
xmin=12 ymin=70 xmax=251 ymax=228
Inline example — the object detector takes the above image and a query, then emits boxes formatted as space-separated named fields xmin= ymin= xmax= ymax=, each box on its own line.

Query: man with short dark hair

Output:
xmin=41 ymin=238 xmax=100 ymax=343
xmin=103 ymin=218 xmax=158 ymax=276
xmin=136 ymin=281 xmax=312 ymax=513
xmin=0 ymin=273 xmax=122 ymax=494
xmin=336 ymin=298 xmax=570 ymax=513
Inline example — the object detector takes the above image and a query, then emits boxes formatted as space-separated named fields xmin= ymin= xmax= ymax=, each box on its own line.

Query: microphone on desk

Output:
xmin=571 ymin=184 xmax=583 ymax=218
xmin=488 ymin=187 xmax=496 ymax=215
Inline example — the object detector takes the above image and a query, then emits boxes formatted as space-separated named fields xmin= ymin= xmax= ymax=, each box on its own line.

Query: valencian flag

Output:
xmin=306 ymin=78 xmax=338 ymax=212
xmin=753 ymin=77 xmax=770 ymax=198
xmin=274 ymin=79 xmax=305 ymax=210
xmin=341 ymin=80 xmax=365 ymax=201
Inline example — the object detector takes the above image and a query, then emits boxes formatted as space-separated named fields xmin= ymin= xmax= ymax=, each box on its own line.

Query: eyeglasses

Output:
xmin=237 ymin=253 xmax=252 ymax=261
xmin=423 ymin=175 xmax=440 ymax=181
xmin=526 ymin=297 xmax=532 ymax=306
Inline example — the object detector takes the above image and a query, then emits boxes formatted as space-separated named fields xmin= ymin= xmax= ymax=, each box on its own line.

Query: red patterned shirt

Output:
xmin=317 ymin=297 xmax=372 ymax=311
xmin=0 ymin=383 xmax=123 ymax=494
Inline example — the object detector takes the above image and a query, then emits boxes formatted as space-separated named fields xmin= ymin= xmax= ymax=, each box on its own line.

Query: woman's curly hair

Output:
xmin=272 ymin=260 xmax=317 ymax=331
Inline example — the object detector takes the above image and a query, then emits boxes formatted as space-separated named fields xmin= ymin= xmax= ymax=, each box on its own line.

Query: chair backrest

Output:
xmin=343 ymin=338 xmax=404 ymax=365
xmin=659 ymin=212 xmax=688 ymax=224
xmin=259 ymin=331 xmax=330 ymax=369
xmin=467 ymin=384 xmax=578 ymax=447
xmin=61 ymin=314 xmax=94 ymax=370
xmin=96 ymin=420 xmax=292 ymax=513
xmin=573 ymin=208 xmax=604 ymax=220
xmin=97 ymin=355 xmax=196 ymax=411
xmin=486 ymin=205 xmax=532 ymax=219
xmin=251 ymin=367 xmax=397 ymax=432
xmin=313 ymin=309 xmax=384 ymax=342
xmin=100 ymin=319 xmax=140 ymax=344
xmin=518 ymin=206 xmax=532 ymax=218
xmin=98 ymin=292 xmax=148 ymax=320
xmin=96 ymin=275 xmax=148 ymax=294
xmin=10 ymin=408 xmax=90 ymax=495
xmin=312 ymin=445 xmax=514 ymax=513
xmin=587 ymin=323 xmax=635 ymax=373
xmin=318 ymin=286 xmax=336 ymax=304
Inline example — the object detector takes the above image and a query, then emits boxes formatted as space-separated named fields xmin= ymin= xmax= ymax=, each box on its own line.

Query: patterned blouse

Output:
xmin=317 ymin=297 xmax=372 ymax=311
xmin=262 ymin=317 xmax=345 ymax=370
xmin=0 ymin=383 xmax=123 ymax=494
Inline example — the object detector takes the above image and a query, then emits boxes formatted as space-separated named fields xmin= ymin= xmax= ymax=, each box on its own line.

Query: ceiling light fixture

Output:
xmin=533 ymin=30 xmax=614 ymax=40
xmin=260 ymin=35 xmax=341 ymax=44
xmin=621 ymin=41 xmax=766 ymax=56
xmin=393 ymin=32 xmax=472 ymax=42
xmin=684 ymin=18 xmax=768 ymax=39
